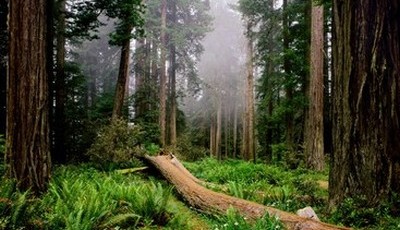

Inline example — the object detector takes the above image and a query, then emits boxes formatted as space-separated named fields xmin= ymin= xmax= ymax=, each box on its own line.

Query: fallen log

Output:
xmin=144 ymin=154 xmax=350 ymax=230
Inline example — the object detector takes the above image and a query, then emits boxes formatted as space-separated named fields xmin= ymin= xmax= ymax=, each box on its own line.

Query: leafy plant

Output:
xmin=86 ymin=119 xmax=145 ymax=168
xmin=213 ymin=208 xmax=283 ymax=230
xmin=0 ymin=134 xmax=5 ymax=155
xmin=0 ymin=179 xmax=40 ymax=229
xmin=329 ymin=196 xmax=381 ymax=228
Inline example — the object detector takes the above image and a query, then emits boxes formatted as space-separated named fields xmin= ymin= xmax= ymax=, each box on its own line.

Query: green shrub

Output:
xmin=330 ymin=196 xmax=380 ymax=228
xmin=175 ymin=133 xmax=208 ymax=161
xmin=86 ymin=119 xmax=145 ymax=168
xmin=0 ymin=179 xmax=41 ymax=229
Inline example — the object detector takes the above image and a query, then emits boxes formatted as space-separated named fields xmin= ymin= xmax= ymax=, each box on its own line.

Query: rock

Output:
xmin=296 ymin=206 xmax=320 ymax=221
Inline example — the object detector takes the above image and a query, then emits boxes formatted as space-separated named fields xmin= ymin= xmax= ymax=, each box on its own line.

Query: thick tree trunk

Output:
xmin=330 ymin=0 xmax=400 ymax=206
xmin=54 ymin=0 xmax=67 ymax=163
xmin=159 ymin=0 xmax=167 ymax=146
xmin=144 ymin=154 xmax=350 ymax=230
xmin=112 ymin=37 xmax=131 ymax=120
xmin=0 ymin=0 xmax=7 ymax=136
xmin=304 ymin=3 xmax=324 ymax=171
xmin=7 ymin=0 xmax=51 ymax=193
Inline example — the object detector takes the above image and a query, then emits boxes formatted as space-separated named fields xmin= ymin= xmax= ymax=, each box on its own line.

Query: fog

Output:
xmin=183 ymin=0 xmax=246 ymax=124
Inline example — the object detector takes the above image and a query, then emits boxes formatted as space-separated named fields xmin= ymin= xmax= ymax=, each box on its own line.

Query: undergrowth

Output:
xmin=0 ymin=164 xmax=193 ymax=230
xmin=1 ymin=157 xmax=399 ymax=229
xmin=185 ymin=158 xmax=328 ymax=213
xmin=212 ymin=208 xmax=283 ymax=230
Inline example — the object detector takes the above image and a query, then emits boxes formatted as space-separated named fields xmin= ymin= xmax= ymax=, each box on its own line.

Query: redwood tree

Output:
xmin=7 ymin=0 xmax=51 ymax=192
xmin=159 ymin=0 xmax=167 ymax=146
xmin=304 ymin=1 xmax=324 ymax=171
xmin=330 ymin=0 xmax=400 ymax=206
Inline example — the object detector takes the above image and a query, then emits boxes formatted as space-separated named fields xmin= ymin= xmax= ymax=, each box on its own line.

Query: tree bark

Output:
xmin=7 ymin=0 xmax=51 ymax=193
xmin=330 ymin=0 xmax=400 ymax=206
xmin=144 ymin=154 xmax=350 ymax=230
xmin=0 ymin=0 xmax=7 ymax=136
xmin=112 ymin=36 xmax=132 ymax=120
xmin=304 ymin=2 xmax=324 ymax=171
xmin=168 ymin=0 xmax=177 ymax=147
xmin=159 ymin=0 xmax=167 ymax=146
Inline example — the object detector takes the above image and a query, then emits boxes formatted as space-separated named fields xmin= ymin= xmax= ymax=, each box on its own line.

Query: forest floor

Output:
xmin=1 ymin=158 xmax=400 ymax=229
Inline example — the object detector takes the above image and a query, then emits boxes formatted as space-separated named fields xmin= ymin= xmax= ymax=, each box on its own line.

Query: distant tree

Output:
xmin=304 ymin=1 xmax=324 ymax=171
xmin=106 ymin=0 xmax=145 ymax=120
xmin=242 ymin=21 xmax=255 ymax=162
xmin=159 ymin=0 xmax=167 ymax=146
xmin=239 ymin=0 xmax=310 ymax=164
xmin=330 ymin=0 xmax=400 ymax=206
xmin=54 ymin=0 xmax=67 ymax=163
xmin=7 ymin=0 xmax=51 ymax=192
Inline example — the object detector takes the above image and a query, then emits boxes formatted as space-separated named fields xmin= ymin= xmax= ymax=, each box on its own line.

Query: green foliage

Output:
xmin=329 ymin=196 xmax=398 ymax=229
xmin=175 ymin=132 xmax=208 ymax=161
xmin=87 ymin=119 xmax=145 ymax=168
xmin=42 ymin=165 xmax=187 ymax=229
xmin=186 ymin=158 xmax=327 ymax=212
xmin=239 ymin=0 xmax=311 ymax=163
xmin=213 ymin=208 xmax=283 ymax=230
xmin=0 ymin=179 xmax=41 ymax=229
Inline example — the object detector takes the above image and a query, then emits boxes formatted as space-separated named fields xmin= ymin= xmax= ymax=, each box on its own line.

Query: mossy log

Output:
xmin=144 ymin=154 xmax=350 ymax=230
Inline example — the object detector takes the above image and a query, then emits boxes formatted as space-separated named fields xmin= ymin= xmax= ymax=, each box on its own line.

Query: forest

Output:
xmin=1 ymin=0 xmax=400 ymax=229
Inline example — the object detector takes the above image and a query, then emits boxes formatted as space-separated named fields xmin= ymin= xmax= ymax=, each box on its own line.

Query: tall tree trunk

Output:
xmin=0 ymin=0 xmax=7 ymax=136
xmin=169 ymin=0 xmax=177 ymax=147
xmin=54 ymin=0 xmax=66 ymax=163
xmin=283 ymin=0 xmax=294 ymax=152
xmin=304 ymin=2 xmax=324 ymax=171
xmin=330 ymin=0 xmax=400 ymax=207
xmin=135 ymin=38 xmax=145 ymax=118
xmin=233 ymin=103 xmax=238 ymax=158
xmin=159 ymin=0 xmax=167 ymax=146
xmin=216 ymin=99 xmax=222 ymax=160
xmin=112 ymin=35 xmax=132 ymax=120
xmin=210 ymin=118 xmax=215 ymax=157
xmin=243 ymin=21 xmax=255 ymax=162
xmin=224 ymin=104 xmax=229 ymax=158
xmin=7 ymin=0 xmax=51 ymax=193
xmin=264 ymin=59 xmax=274 ymax=163
xmin=151 ymin=39 xmax=159 ymax=108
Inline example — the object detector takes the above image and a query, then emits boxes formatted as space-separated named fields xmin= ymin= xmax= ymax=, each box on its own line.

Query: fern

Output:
xmin=101 ymin=213 xmax=141 ymax=228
